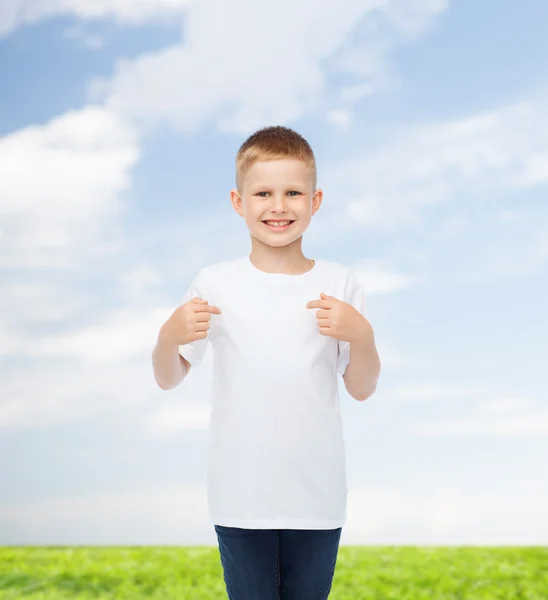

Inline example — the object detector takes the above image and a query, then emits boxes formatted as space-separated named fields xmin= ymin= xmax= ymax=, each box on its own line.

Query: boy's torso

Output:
xmin=202 ymin=256 xmax=349 ymax=416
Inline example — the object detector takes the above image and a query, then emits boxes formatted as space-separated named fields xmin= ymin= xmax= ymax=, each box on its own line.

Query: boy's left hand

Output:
xmin=306 ymin=292 xmax=372 ymax=344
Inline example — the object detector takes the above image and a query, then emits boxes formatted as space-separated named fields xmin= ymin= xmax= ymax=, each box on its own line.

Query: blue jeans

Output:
xmin=214 ymin=525 xmax=343 ymax=600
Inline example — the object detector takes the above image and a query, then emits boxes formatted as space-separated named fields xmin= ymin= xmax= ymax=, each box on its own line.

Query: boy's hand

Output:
xmin=306 ymin=292 xmax=371 ymax=344
xmin=160 ymin=298 xmax=222 ymax=347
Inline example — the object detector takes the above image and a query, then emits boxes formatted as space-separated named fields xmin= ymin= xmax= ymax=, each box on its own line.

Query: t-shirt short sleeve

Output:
xmin=178 ymin=269 xmax=209 ymax=368
xmin=337 ymin=269 xmax=368 ymax=376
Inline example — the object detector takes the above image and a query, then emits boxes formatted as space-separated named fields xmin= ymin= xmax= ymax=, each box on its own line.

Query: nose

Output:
xmin=269 ymin=194 xmax=288 ymax=212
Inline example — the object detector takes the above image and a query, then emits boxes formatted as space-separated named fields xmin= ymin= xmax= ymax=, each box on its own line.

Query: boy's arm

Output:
xmin=342 ymin=330 xmax=381 ymax=402
xmin=152 ymin=328 xmax=191 ymax=390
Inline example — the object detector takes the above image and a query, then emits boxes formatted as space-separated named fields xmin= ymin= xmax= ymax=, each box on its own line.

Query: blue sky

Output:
xmin=1 ymin=0 xmax=547 ymax=546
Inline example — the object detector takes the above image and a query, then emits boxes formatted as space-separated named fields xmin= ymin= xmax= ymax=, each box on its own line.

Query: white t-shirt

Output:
xmin=178 ymin=255 xmax=368 ymax=530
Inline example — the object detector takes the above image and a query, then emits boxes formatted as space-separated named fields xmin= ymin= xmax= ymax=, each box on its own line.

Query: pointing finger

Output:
xmin=306 ymin=299 xmax=330 ymax=309
xmin=193 ymin=299 xmax=222 ymax=313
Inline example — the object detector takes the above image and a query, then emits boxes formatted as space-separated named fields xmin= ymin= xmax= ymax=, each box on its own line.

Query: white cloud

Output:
xmin=88 ymin=0 xmax=447 ymax=134
xmin=322 ymin=100 xmax=548 ymax=230
xmin=63 ymin=24 xmax=106 ymax=50
xmin=413 ymin=412 xmax=548 ymax=436
xmin=0 ymin=0 xmax=190 ymax=35
xmin=344 ymin=479 xmax=548 ymax=545
xmin=354 ymin=259 xmax=417 ymax=295
xmin=2 ymin=478 xmax=546 ymax=545
xmin=0 ymin=301 xmax=215 ymax=430
xmin=326 ymin=108 xmax=352 ymax=129
xmin=143 ymin=401 xmax=211 ymax=439
xmin=0 ymin=105 xmax=149 ymax=432
xmin=385 ymin=385 xmax=548 ymax=436
xmin=0 ymin=106 xmax=142 ymax=409
xmin=0 ymin=485 xmax=213 ymax=545
xmin=497 ymin=209 xmax=525 ymax=224
xmin=462 ymin=223 xmax=548 ymax=282
xmin=391 ymin=382 xmax=495 ymax=401
xmin=408 ymin=393 xmax=548 ymax=437
xmin=512 ymin=151 xmax=548 ymax=186
xmin=478 ymin=396 xmax=534 ymax=414
xmin=0 ymin=105 xmax=139 ymax=270
xmin=0 ymin=360 xmax=152 ymax=431
xmin=0 ymin=290 xmax=220 ymax=430
xmin=30 ymin=307 xmax=169 ymax=364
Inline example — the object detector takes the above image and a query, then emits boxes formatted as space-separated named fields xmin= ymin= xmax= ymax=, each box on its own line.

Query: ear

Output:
xmin=229 ymin=189 xmax=245 ymax=217
xmin=312 ymin=188 xmax=323 ymax=216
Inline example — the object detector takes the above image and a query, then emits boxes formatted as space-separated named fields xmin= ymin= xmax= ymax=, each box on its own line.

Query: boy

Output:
xmin=152 ymin=126 xmax=381 ymax=599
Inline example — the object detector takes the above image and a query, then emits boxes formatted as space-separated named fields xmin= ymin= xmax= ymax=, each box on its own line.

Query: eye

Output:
xmin=256 ymin=191 xmax=302 ymax=197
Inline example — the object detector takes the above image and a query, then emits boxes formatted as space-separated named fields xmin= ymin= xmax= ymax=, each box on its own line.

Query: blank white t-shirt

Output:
xmin=178 ymin=255 xmax=368 ymax=530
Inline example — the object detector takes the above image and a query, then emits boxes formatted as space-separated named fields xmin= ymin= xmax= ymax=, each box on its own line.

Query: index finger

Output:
xmin=306 ymin=299 xmax=330 ymax=309
xmin=194 ymin=301 xmax=222 ymax=314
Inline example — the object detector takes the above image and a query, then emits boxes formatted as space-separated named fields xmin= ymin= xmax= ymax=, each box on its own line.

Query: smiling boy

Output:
xmin=152 ymin=125 xmax=381 ymax=599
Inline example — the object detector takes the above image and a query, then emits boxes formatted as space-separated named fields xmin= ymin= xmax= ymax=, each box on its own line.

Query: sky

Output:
xmin=1 ymin=0 xmax=547 ymax=547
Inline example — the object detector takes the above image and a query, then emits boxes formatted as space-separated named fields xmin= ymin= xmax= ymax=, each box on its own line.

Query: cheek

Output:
xmin=246 ymin=210 xmax=261 ymax=224
xmin=245 ymin=205 xmax=264 ymax=222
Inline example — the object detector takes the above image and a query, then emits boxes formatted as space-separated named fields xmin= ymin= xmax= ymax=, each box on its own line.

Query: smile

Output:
xmin=262 ymin=220 xmax=295 ymax=231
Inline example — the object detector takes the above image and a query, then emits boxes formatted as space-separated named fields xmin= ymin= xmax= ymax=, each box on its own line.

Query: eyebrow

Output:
xmin=251 ymin=184 xmax=306 ymax=190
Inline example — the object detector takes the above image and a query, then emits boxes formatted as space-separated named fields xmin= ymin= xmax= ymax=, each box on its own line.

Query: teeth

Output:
xmin=265 ymin=221 xmax=291 ymax=226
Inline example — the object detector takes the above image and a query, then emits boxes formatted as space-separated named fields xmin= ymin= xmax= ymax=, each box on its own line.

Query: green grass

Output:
xmin=1 ymin=546 xmax=546 ymax=599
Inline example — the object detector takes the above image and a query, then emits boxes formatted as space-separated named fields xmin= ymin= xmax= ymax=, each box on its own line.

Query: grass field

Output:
xmin=1 ymin=546 xmax=546 ymax=599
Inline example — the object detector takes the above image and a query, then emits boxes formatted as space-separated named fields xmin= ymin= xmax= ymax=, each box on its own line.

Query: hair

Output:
xmin=235 ymin=126 xmax=317 ymax=193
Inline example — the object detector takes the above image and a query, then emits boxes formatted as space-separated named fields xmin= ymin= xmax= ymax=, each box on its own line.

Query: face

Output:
xmin=230 ymin=159 xmax=322 ymax=248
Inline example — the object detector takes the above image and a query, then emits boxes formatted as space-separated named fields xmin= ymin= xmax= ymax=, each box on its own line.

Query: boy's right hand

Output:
xmin=160 ymin=298 xmax=222 ymax=347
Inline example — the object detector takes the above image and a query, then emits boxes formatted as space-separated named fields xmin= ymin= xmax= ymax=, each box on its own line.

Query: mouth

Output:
xmin=261 ymin=220 xmax=295 ymax=231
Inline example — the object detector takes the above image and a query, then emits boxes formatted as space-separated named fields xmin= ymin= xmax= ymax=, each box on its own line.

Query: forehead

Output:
xmin=245 ymin=159 xmax=311 ymax=186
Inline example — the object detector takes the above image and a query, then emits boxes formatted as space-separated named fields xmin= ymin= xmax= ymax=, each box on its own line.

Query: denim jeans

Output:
xmin=214 ymin=525 xmax=343 ymax=600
